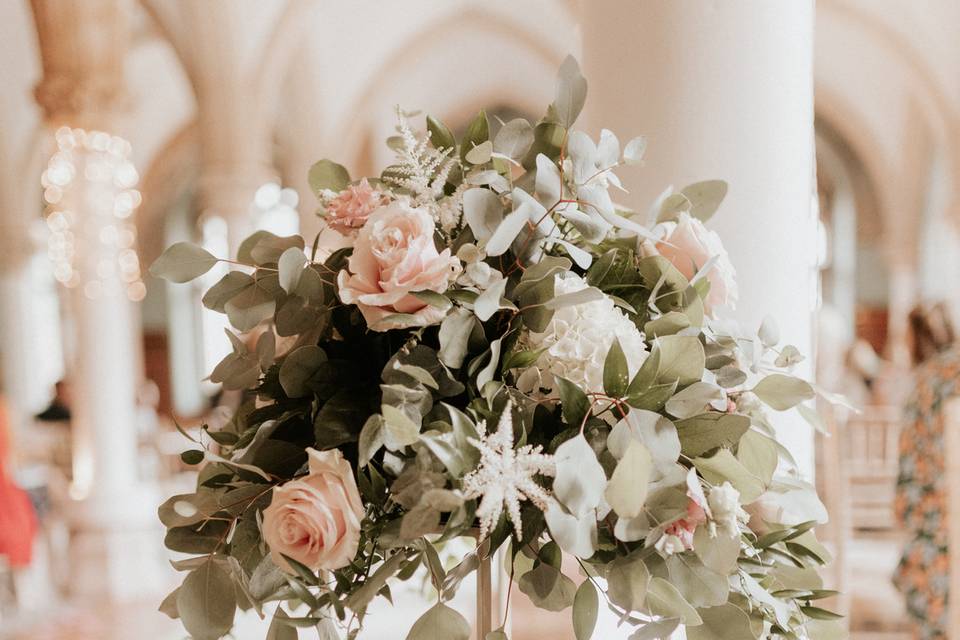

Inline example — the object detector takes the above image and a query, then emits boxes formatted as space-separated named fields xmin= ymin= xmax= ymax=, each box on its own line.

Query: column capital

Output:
xmin=29 ymin=0 xmax=132 ymax=129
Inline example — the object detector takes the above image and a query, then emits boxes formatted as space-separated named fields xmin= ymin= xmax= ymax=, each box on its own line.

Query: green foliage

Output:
xmin=518 ymin=562 xmax=577 ymax=611
xmin=603 ymin=339 xmax=629 ymax=397
xmin=406 ymin=603 xmax=471 ymax=640
xmin=459 ymin=110 xmax=490 ymax=163
xmin=155 ymin=54 xmax=834 ymax=640
xmin=308 ymin=159 xmax=350 ymax=194
xmin=177 ymin=561 xmax=236 ymax=640
xmin=150 ymin=242 xmax=217 ymax=283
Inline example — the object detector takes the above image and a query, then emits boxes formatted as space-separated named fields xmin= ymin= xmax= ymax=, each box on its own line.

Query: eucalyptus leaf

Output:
xmin=266 ymin=608 xmax=298 ymax=640
xmin=692 ymin=526 xmax=739 ymax=575
xmin=439 ymin=307 xmax=476 ymax=369
xmin=572 ymin=579 xmax=599 ymax=640
xmin=477 ymin=336 xmax=502 ymax=389
xmin=159 ymin=587 xmax=180 ymax=619
xmin=605 ymin=439 xmax=652 ymax=519
xmin=406 ymin=603 xmax=471 ymax=640
xmin=679 ymin=180 xmax=728 ymax=223
xmin=693 ymin=449 xmax=765 ymax=502
xmin=224 ymin=280 xmax=278 ymax=332
xmin=629 ymin=618 xmax=681 ymax=640
xmin=544 ymin=499 xmax=597 ymax=558
xmin=279 ymin=345 xmax=327 ymax=398
xmin=607 ymin=553 xmax=650 ymax=613
xmin=753 ymin=374 xmax=815 ymax=411
xmin=608 ymin=410 xmax=680 ymax=470
xmin=518 ymin=563 xmax=577 ymax=612
xmin=463 ymin=188 xmax=503 ymax=243
xmin=622 ymin=136 xmax=647 ymax=165
xmin=345 ymin=552 xmax=408 ymax=611
xmin=775 ymin=344 xmax=805 ymax=368
xmin=654 ymin=335 xmax=705 ymax=387
xmin=427 ymin=115 xmax=456 ymax=151
xmin=758 ymin=315 xmax=779 ymax=348
xmin=553 ymin=435 xmax=606 ymax=517
xmin=603 ymin=339 xmax=629 ymax=397
xmin=177 ymin=561 xmax=236 ymax=640
xmin=460 ymin=111 xmax=490 ymax=163
xmin=465 ymin=140 xmax=493 ymax=165
xmin=665 ymin=381 xmax=725 ymax=419
xmin=277 ymin=247 xmax=307 ymax=293
xmin=685 ymin=603 xmax=754 ymax=640
xmin=555 ymin=377 xmax=591 ymax=427
xmin=202 ymin=271 xmax=254 ymax=312
xmin=675 ymin=412 xmax=750 ymax=458
xmin=494 ymin=118 xmax=534 ymax=159
xmin=381 ymin=404 xmax=421 ymax=450
xmin=308 ymin=159 xmax=350 ymax=194
xmin=665 ymin=555 xmax=728 ymax=608
xmin=646 ymin=576 xmax=702 ymax=625
xmin=485 ymin=208 xmax=528 ymax=256
xmin=150 ymin=242 xmax=218 ymax=283
xmin=544 ymin=286 xmax=605 ymax=310
xmin=475 ymin=277 xmax=509 ymax=321
xmin=736 ymin=430 xmax=778 ymax=486
xmin=554 ymin=55 xmax=587 ymax=128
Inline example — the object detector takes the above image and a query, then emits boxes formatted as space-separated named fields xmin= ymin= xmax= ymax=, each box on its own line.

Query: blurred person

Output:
xmin=0 ymin=393 xmax=39 ymax=570
xmin=894 ymin=302 xmax=959 ymax=639
xmin=34 ymin=379 xmax=70 ymax=423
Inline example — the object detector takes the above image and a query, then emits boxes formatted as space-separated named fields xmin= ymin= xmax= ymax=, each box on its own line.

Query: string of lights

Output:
xmin=41 ymin=127 xmax=146 ymax=301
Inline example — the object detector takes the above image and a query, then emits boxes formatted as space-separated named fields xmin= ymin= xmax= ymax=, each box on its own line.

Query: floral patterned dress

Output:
xmin=894 ymin=348 xmax=960 ymax=639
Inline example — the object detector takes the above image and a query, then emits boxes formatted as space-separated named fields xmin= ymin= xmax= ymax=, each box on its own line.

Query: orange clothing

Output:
xmin=0 ymin=399 xmax=38 ymax=567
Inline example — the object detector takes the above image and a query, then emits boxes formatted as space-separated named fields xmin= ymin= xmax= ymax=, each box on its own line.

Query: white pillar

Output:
xmin=30 ymin=0 xmax=166 ymax=600
xmin=0 ymin=222 xmax=59 ymax=432
xmin=583 ymin=0 xmax=818 ymax=475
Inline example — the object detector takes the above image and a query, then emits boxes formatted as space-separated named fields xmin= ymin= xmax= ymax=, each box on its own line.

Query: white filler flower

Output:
xmin=462 ymin=403 xmax=556 ymax=540
xmin=708 ymin=481 xmax=749 ymax=535
xmin=523 ymin=273 xmax=647 ymax=394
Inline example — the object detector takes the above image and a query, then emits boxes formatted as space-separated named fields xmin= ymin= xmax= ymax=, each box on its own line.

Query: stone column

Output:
xmin=30 ymin=0 xmax=165 ymax=600
xmin=0 ymin=219 xmax=50 ymax=434
xmin=886 ymin=257 xmax=918 ymax=368
xmin=582 ymin=0 xmax=819 ymax=475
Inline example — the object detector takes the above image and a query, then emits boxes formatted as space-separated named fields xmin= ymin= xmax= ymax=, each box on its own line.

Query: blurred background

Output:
xmin=1 ymin=0 xmax=959 ymax=638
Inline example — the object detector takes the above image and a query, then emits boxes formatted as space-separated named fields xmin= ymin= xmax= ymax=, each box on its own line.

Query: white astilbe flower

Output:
xmin=461 ymin=404 xmax=556 ymax=540
xmin=386 ymin=108 xmax=456 ymax=210
xmin=520 ymin=274 xmax=647 ymax=395
xmin=435 ymin=184 xmax=467 ymax=234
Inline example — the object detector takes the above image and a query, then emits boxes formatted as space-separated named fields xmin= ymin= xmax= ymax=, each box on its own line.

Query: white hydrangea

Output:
xmin=521 ymin=273 xmax=647 ymax=395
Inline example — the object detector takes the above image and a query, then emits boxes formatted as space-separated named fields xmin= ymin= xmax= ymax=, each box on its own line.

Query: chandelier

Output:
xmin=41 ymin=127 xmax=145 ymax=301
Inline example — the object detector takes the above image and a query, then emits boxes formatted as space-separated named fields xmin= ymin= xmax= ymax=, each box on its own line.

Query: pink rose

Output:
xmin=262 ymin=448 xmax=364 ymax=573
xmin=658 ymin=469 xmax=711 ymax=553
xmin=337 ymin=201 xmax=461 ymax=331
xmin=324 ymin=179 xmax=387 ymax=235
xmin=646 ymin=212 xmax=738 ymax=316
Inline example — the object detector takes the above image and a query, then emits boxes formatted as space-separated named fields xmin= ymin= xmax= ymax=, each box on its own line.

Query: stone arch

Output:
xmin=329 ymin=7 xmax=574 ymax=172
xmin=817 ymin=0 xmax=960 ymax=224
xmin=136 ymin=121 xmax=200 ymax=266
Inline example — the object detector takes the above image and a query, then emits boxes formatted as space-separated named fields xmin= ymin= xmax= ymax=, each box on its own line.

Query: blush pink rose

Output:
xmin=324 ymin=179 xmax=387 ymax=235
xmin=337 ymin=201 xmax=461 ymax=331
xmin=658 ymin=469 xmax=711 ymax=554
xmin=647 ymin=211 xmax=738 ymax=316
xmin=262 ymin=448 xmax=364 ymax=573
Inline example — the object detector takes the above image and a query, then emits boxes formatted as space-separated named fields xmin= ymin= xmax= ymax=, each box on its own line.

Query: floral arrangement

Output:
xmin=153 ymin=57 xmax=839 ymax=640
